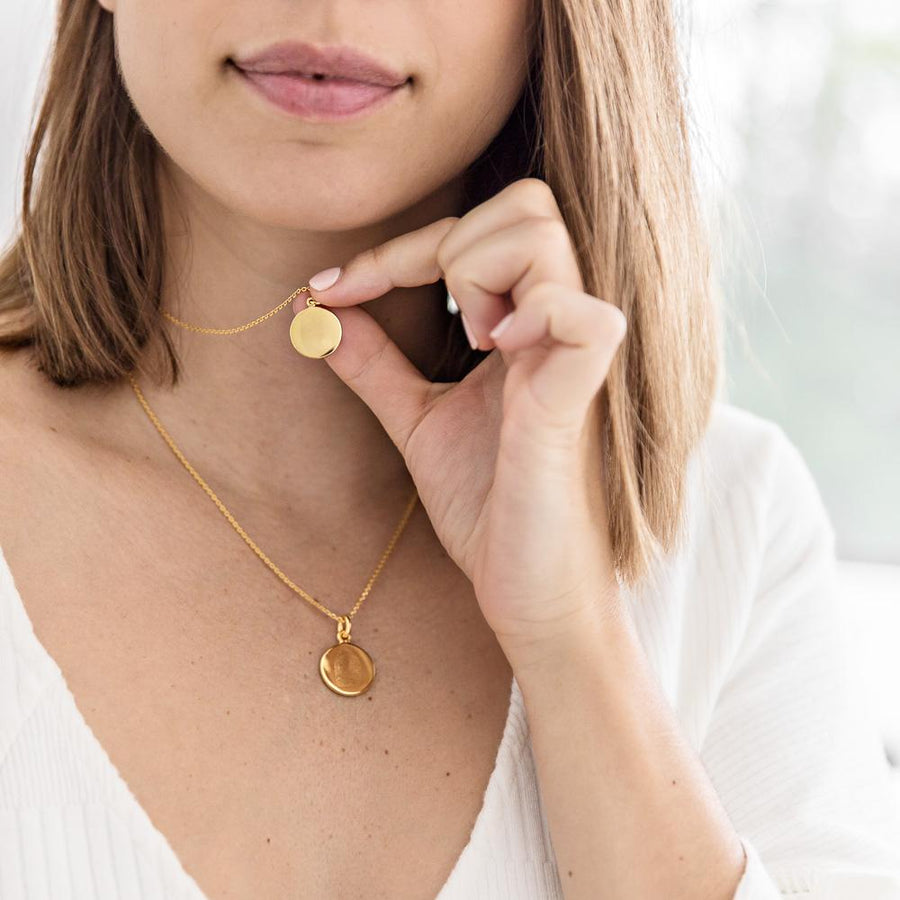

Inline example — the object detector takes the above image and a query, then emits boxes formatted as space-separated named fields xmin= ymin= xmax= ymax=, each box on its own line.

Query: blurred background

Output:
xmin=2 ymin=0 xmax=898 ymax=774
xmin=681 ymin=0 xmax=900 ymax=779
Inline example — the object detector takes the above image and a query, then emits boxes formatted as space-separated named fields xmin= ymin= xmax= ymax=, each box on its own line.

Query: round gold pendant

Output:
xmin=290 ymin=298 xmax=342 ymax=359
xmin=319 ymin=616 xmax=375 ymax=696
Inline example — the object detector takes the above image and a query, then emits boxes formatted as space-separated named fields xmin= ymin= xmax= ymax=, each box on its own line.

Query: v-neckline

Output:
xmin=0 ymin=542 xmax=523 ymax=899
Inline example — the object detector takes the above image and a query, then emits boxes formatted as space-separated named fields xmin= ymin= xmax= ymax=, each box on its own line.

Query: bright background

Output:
xmin=2 ymin=0 xmax=898 ymax=771
xmin=681 ymin=0 xmax=900 ymax=773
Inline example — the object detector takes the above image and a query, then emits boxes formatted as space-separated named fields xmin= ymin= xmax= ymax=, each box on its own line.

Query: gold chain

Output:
xmin=161 ymin=285 xmax=314 ymax=334
xmin=126 ymin=371 xmax=419 ymax=626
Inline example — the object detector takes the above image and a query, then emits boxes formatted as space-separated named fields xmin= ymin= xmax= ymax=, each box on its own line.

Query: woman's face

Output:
xmin=96 ymin=0 xmax=534 ymax=231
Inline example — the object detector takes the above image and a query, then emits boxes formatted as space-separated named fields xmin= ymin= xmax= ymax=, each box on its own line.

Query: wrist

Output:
xmin=495 ymin=586 xmax=632 ymax=679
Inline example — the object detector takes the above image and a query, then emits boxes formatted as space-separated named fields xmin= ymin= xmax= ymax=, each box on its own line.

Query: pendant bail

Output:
xmin=336 ymin=615 xmax=352 ymax=643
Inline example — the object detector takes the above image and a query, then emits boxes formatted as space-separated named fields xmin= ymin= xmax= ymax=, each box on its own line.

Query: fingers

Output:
xmin=297 ymin=179 xmax=581 ymax=349
xmin=319 ymin=305 xmax=433 ymax=457
xmin=292 ymin=176 xmax=626 ymax=439
xmin=441 ymin=215 xmax=583 ymax=348
xmin=297 ymin=217 xmax=457 ymax=309
xmin=435 ymin=177 xmax=566 ymax=264
xmin=492 ymin=282 xmax=627 ymax=431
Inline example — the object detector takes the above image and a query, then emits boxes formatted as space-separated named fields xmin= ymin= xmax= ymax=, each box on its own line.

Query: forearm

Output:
xmin=498 ymin=601 xmax=747 ymax=900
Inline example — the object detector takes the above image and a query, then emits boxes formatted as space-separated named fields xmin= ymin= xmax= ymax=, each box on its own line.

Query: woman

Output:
xmin=0 ymin=0 xmax=898 ymax=898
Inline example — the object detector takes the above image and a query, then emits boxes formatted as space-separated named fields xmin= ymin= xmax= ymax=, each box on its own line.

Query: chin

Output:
xmin=244 ymin=193 xmax=416 ymax=233
xmin=217 ymin=169 xmax=448 ymax=234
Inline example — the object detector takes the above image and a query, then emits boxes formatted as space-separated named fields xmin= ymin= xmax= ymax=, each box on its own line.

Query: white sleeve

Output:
xmin=698 ymin=426 xmax=900 ymax=899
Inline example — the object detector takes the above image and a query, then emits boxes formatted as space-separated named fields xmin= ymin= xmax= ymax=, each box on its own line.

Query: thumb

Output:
xmin=320 ymin=305 xmax=432 ymax=457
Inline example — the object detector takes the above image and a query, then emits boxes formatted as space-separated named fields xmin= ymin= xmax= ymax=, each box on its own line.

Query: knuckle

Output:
xmin=518 ymin=285 xmax=627 ymax=345
xmin=435 ymin=215 xmax=461 ymax=232
xmin=519 ymin=279 xmax=561 ymax=312
xmin=534 ymin=278 xmax=566 ymax=300
xmin=518 ymin=177 xmax=555 ymax=203
xmin=435 ymin=239 xmax=454 ymax=278
xmin=435 ymin=217 xmax=461 ymax=274
xmin=600 ymin=303 xmax=628 ymax=341
xmin=509 ymin=177 xmax=558 ymax=217
xmin=528 ymin=215 xmax=572 ymax=249
xmin=440 ymin=259 xmax=462 ymax=293
xmin=361 ymin=242 xmax=385 ymax=270
xmin=347 ymin=333 xmax=389 ymax=386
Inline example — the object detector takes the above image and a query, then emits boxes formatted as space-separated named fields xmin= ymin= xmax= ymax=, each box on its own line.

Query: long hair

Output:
xmin=0 ymin=0 xmax=721 ymax=587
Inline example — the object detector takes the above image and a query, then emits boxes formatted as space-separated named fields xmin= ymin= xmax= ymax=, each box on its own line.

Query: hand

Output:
xmin=301 ymin=178 xmax=628 ymax=654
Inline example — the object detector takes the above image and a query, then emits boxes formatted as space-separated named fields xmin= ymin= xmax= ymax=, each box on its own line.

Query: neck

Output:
xmin=122 ymin=157 xmax=465 ymax=513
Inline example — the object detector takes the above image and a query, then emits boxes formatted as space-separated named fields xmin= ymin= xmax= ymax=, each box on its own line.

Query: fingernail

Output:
xmin=309 ymin=266 xmax=342 ymax=291
xmin=489 ymin=311 xmax=515 ymax=341
xmin=461 ymin=311 xmax=479 ymax=349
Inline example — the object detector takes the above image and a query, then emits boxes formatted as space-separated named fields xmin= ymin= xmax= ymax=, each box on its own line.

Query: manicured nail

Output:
xmin=309 ymin=266 xmax=341 ymax=291
xmin=461 ymin=311 xmax=479 ymax=349
xmin=489 ymin=311 xmax=515 ymax=341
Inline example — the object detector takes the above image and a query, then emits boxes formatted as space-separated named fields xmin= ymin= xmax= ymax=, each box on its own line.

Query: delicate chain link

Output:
xmin=126 ymin=371 xmax=419 ymax=625
xmin=161 ymin=285 xmax=314 ymax=335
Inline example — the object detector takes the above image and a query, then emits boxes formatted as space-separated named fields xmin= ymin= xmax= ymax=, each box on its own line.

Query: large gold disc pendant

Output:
xmin=319 ymin=615 xmax=375 ymax=696
xmin=290 ymin=297 xmax=342 ymax=359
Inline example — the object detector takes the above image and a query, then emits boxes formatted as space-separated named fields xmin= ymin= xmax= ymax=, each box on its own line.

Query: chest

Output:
xmin=1 ymin=459 xmax=515 ymax=899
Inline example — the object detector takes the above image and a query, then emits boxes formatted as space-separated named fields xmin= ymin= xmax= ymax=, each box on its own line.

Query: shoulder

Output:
xmin=0 ymin=348 xmax=67 ymax=486
xmin=0 ymin=346 xmax=65 ymax=439
xmin=0 ymin=346 xmax=121 ymax=460
xmin=643 ymin=399 xmax=840 ymax=639
xmin=635 ymin=399 xmax=837 ymax=611
xmin=0 ymin=350 xmax=53 ymax=562
xmin=691 ymin=400 xmax=835 ymax=555
xmin=634 ymin=399 xmax=844 ymax=691
xmin=0 ymin=348 xmax=43 ymax=468
xmin=0 ymin=348 xmax=117 ymax=552
xmin=624 ymin=400 xmax=842 ymax=741
xmin=700 ymin=400 xmax=824 ymax=502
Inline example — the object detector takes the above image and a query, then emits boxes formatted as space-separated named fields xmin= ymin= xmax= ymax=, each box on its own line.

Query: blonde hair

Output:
xmin=0 ymin=0 xmax=720 ymax=586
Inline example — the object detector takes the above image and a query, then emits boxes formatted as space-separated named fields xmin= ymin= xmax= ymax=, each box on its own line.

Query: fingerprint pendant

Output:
xmin=319 ymin=616 xmax=375 ymax=696
xmin=290 ymin=297 xmax=342 ymax=358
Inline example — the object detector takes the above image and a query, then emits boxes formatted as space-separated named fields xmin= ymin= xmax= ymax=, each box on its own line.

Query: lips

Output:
xmin=230 ymin=41 xmax=408 ymax=119
xmin=232 ymin=41 xmax=407 ymax=86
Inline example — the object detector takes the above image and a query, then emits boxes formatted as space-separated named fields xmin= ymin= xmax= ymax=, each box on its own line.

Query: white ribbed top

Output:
xmin=2 ymin=401 xmax=900 ymax=900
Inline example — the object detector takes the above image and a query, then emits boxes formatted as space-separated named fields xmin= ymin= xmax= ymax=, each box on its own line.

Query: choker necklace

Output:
xmin=162 ymin=284 xmax=343 ymax=359
xmin=126 ymin=371 xmax=418 ymax=696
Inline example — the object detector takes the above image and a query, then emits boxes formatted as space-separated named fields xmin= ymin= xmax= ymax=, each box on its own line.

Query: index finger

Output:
xmin=298 ymin=177 xmax=567 ymax=310
xmin=296 ymin=216 xmax=458 ymax=309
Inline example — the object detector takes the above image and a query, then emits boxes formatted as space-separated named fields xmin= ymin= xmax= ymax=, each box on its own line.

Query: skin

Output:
xmin=91 ymin=0 xmax=535 ymax=515
xmin=2 ymin=0 xmax=748 ymax=896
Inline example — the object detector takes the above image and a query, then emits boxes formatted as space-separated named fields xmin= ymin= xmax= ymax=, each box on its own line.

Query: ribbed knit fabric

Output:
xmin=2 ymin=400 xmax=900 ymax=899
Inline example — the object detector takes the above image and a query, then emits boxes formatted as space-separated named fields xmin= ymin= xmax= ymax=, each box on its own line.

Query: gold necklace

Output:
xmin=162 ymin=284 xmax=344 ymax=359
xmin=126 ymin=371 xmax=418 ymax=696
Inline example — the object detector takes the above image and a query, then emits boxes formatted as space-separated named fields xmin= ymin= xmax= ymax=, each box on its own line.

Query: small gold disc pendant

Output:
xmin=319 ymin=616 xmax=375 ymax=696
xmin=290 ymin=296 xmax=342 ymax=358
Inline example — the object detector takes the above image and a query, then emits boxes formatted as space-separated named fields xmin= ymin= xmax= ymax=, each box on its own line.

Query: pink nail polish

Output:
xmin=489 ymin=312 xmax=515 ymax=341
xmin=309 ymin=266 xmax=341 ymax=291
xmin=461 ymin=312 xmax=479 ymax=349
